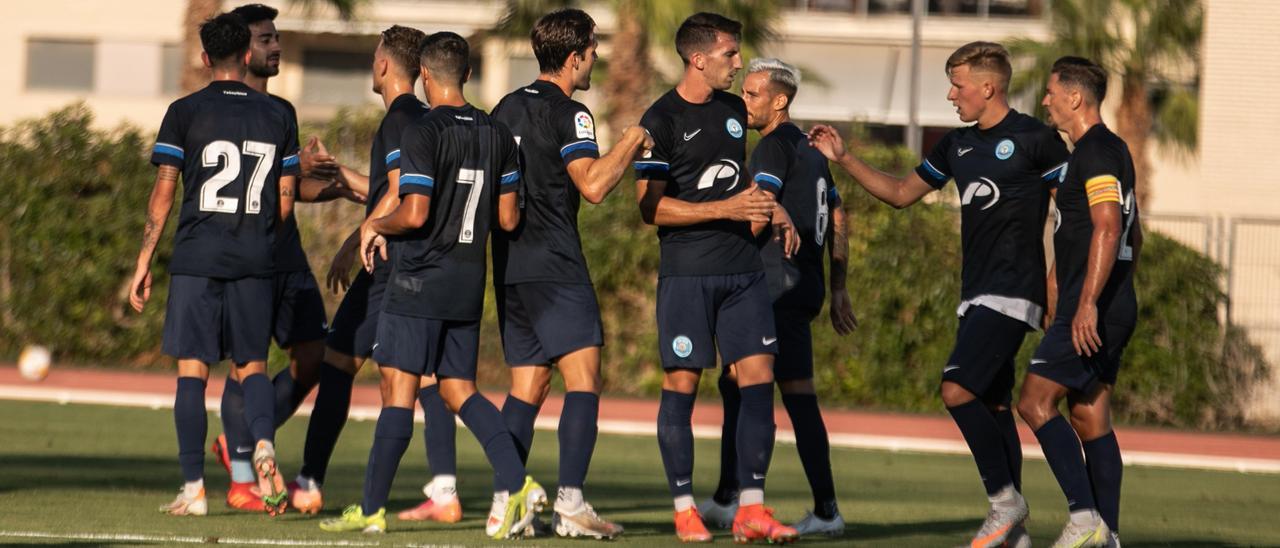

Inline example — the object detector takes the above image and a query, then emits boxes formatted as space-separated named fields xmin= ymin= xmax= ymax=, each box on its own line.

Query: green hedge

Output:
xmin=1 ymin=105 xmax=1268 ymax=430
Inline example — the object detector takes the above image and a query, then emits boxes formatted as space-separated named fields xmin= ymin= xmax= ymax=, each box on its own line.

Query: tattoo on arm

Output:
xmin=829 ymin=208 xmax=849 ymax=289
xmin=138 ymin=165 xmax=179 ymax=263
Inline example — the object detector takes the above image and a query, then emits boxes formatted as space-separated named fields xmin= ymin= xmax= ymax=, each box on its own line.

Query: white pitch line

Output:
xmin=2 ymin=384 xmax=1278 ymax=474
xmin=0 ymin=530 xmax=385 ymax=546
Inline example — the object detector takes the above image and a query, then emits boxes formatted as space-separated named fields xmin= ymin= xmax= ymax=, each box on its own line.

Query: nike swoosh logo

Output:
xmin=762 ymin=337 xmax=777 ymax=345
xmin=235 ymin=446 xmax=252 ymax=454
xmin=683 ymin=129 xmax=701 ymax=141
xmin=371 ymin=343 xmax=380 ymax=351
xmin=1030 ymin=358 xmax=1048 ymax=365
xmin=675 ymin=478 xmax=691 ymax=487
xmin=957 ymin=147 xmax=974 ymax=157
xmin=943 ymin=365 xmax=960 ymax=373
xmin=752 ymin=473 xmax=766 ymax=480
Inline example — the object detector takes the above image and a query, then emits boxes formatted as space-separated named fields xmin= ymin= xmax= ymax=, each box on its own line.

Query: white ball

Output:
xmin=18 ymin=345 xmax=51 ymax=381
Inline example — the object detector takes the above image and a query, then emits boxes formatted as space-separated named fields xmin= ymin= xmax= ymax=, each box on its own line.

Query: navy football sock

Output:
xmin=175 ymin=377 xmax=208 ymax=482
xmin=657 ymin=390 xmax=697 ymax=498
xmin=272 ymin=369 xmax=307 ymax=427
xmin=993 ymin=406 xmax=1024 ymax=492
xmin=220 ymin=377 xmax=254 ymax=471
xmin=713 ymin=374 xmax=741 ymax=504
xmin=783 ymin=392 xmax=838 ymax=518
xmin=459 ymin=393 xmax=526 ymax=493
xmin=1035 ymin=415 xmax=1096 ymax=512
xmin=240 ymin=373 xmax=276 ymax=443
xmin=361 ymin=406 xmax=413 ymax=516
xmin=948 ymin=399 xmax=1014 ymax=496
xmin=300 ymin=363 xmax=353 ymax=484
xmin=419 ymin=384 xmax=457 ymax=476
xmin=736 ymin=383 xmax=776 ymax=492
xmin=1083 ymin=431 xmax=1123 ymax=533
xmin=558 ymin=392 xmax=599 ymax=489
xmin=501 ymin=394 xmax=540 ymax=465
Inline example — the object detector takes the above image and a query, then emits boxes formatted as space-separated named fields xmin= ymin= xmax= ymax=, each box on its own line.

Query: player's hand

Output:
xmin=333 ymin=178 xmax=367 ymax=204
xmin=771 ymin=204 xmax=800 ymax=259
xmin=722 ymin=183 xmax=775 ymax=223
xmin=1071 ymin=301 xmax=1102 ymax=357
xmin=807 ymin=125 xmax=847 ymax=163
xmin=128 ymin=265 xmax=152 ymax=313
xmin=359 ymin=220 xmax=389 ymax=273
xmin=302 ymin=136 xmax=340 ymax=181
xmin=829 ymin=289 xmax=858 ymax=335
xmin=327 ymin=230 xmax=361 ymax=293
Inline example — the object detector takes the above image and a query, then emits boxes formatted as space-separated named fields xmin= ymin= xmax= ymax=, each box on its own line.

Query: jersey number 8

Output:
xmin=199 ymin=140 xmax=277 ymax=215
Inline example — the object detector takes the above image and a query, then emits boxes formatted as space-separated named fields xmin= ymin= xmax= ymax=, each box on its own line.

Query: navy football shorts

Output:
xmin=163 ymin=275 xmax=273 ymax=365
xmin=656 ymin=272 xmax=777 ymax=369
xmin=772 ymin=307 xmax=819 ymax=382
xmin=371 ymin=311 xmax=479 ymax=380
xmin=326 ymin=269 xmax=387 ymax=358
xmin=497 ymin=282 xmax=604 ymax=366
xmin=272 ymin=269 xmax=327 ymax=348
xmin=1030 ymin=316 xmax=1134 ymax=393
xmin=942 ymin=304 xmax=1030 ymax=406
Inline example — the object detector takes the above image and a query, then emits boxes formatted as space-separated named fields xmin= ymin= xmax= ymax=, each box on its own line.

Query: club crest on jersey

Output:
xmin=696 ymin=159 xmax=740 ymax=190
xmin=995 ymin=139 xmax=1015 ymax=160
xmin=672 ymin=335 xmax=693 ymax=358
xmin=961 ymin=177 xmax=1001 ymax=211
xmin=575 ymin=111 xmax=595 ymax=139
xmin=726 ymin=118 xmax=744 ymax=139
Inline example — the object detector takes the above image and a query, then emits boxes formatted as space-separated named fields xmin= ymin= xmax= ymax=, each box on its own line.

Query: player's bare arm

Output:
xmin=326 ymin=227 xmax=361 ymax=293
xmin=637 ymin=178 xmax=774 ymax=227
xmin=357 ymin=168 xmax=402 ymax=272
xmin=497 ymin=190 xmax=521 ymax=231
xmin=749 ymin=196 xmax=801 ymax=258
xmin=1073 ymin=196 xmax=1123 ymax=357
xmin=129 ymin=165 xmax=180 ymax=312
xmin=828 ymin=204 xmax=857 ymax=335
xmin=808 ymin=124 xmax=933 ymax=209
xmin=278 ymin=174 xmax=297 ymax=222
xmin=363 ymin=193 xmax=429 ymax=270
xmin=1044 ymin=259 xmax=1058 ymax=330
xmin=567 ymin=125 xmax=652 ymax=204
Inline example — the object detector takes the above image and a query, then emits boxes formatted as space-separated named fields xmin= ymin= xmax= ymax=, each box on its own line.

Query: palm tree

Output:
xmin=494 ymin=0 xmax=778 ymax=143
xmin=180 ymin=0 xmax=365 ymax=94
xmin=1008 ymin=0 xmax=1202 ymax=208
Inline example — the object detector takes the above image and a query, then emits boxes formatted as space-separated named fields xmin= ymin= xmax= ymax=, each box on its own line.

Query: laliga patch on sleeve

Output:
xmin=575 ymin=111 xmax=595 ymax=140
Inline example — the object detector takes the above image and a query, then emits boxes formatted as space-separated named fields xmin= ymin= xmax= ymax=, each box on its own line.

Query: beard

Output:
xmin=249 ymin=61 xmax=279 ymax=78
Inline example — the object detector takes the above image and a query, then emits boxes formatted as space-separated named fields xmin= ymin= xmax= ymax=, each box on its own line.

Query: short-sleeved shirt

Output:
xmin=490 ymin=80 xmax=600 ymax=285
xmin=381 ymin=104 xmax=520 ymax=321
xmin=1052 ymin=124 xmax=1139 ymax=324
xmin=750 ymin=122 xmax=841 ymax=313
xmin=369 ymin=93 xmax=429 ymax=218
xmin=635 ymin=89 xmax=760 ymax=277
xmin=151 ymin=80 xmax=301 ymax=279
xmin=913 ymin=110 xmax=1069 ymax=325
xmin=268 ymin=95 xmax=311 ymax=273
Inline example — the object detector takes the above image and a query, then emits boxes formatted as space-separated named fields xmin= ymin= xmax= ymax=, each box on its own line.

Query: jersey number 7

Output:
xmin=200 ymin=140 xmax=277 ymax=215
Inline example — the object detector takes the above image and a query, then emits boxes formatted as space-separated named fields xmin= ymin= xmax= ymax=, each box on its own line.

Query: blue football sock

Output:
xmin=736 ymin=383 xmax=776 ymax=492
xmin=993 ymin=406 xmax=1024 ymax=492
xmin=783 ymin=392 xmax=837 ymax=518
xmin=1035 ymin=415 xmax=1097 ymax=512
xmin=219 ymin=377 xmax=255 ymax=482
xmin=419 ymin=384 xmax=457 ymax=477
xmin=240 ymin=373 xmax=276 ymax=443
xmin=501 ymin=394 xmax=540 ymax=465
xmin=175 ymin=377 xmax=207 ymax=483
xmin=459 ymin=393 xmax=525 ymax=493
xmin=361 ymin=406 xmax=413 ymax=516
xmin=272 ymin=369 xmax=306 ymax=428
xmin=1084 ymin=431 xmax=1123 ymax=533
xmin=657 ymin=390 xmax=697 ymax=498
xmin=300 ymin=363 xmax=353 ymax=485
xmin=713 ymin=373 xmax=740 ymax=505
xmin=948 ymin=399 xmax=1014 ymax=496
xmin=557 ymin=391 xmax=599 ymax=489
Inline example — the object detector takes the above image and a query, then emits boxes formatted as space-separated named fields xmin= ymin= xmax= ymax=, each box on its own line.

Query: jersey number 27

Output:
xmin=199 ymin=140 xmax=276 ymax=215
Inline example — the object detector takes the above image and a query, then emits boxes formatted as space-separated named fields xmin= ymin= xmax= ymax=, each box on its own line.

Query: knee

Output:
xmin=439 ymin=381 xmax=476 ymax=413
xmin=939 ymin=381 xmax=975 ymax=408
xmin=509 ymin=367 xmax=553 ymax=404
xmin=734 ymin=357 xmax=775 ymax=386
xmin=1015 ymin=397 xmax=1054 ymax=429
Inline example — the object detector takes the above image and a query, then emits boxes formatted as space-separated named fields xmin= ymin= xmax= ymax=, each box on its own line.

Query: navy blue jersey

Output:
xmin=268 ymin=95 xmax=310 ymax=273
xmin=491 ymin=80 xmax=599 ymax=285
xmin=369 ymin=93 xmax=429 ymax=218
xmin=1052 ymin=124 xmax=1139 ymax=324
xmin=913 ymin=110 xmax=1069 ymax=307
xmin=151 ymin=80 xmax=301 ymax=279
xmin=636 ymin=89 xmax=760 ymax=277
xmin=750 ymin=123 xmax=841 ymax=312
xmin=382 ymin=104 xmax=520 ymax=321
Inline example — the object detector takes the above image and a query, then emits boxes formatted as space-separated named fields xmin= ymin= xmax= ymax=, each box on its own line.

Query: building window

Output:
xmin=302 ymin=49 xmax=372 ymax=105
xmin=789 ymin=0 xmax=1043 ymax=17
xmin=161 ymin=44 xmax=183 ymax=95
xmin=27 ymin=39 xmax=95 ymax=91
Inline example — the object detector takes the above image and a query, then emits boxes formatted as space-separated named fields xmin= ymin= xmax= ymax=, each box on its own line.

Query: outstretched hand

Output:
xmin=807 ymin=125 xmax=847 ymax=163
xmin=301 ymin=136 xmax=340 ymax=181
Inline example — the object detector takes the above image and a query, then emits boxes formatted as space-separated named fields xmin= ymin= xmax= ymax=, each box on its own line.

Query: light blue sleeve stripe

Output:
xmin=282 ymin=155 xmax=300 ymax=168
xmin=500 ymin=171 xmax=520 ymax=185
xmin=634 ymin=160 xmax=669 ymax=172
xmin=1042 ymin=162 xmax=1067 ymax=182
xmin=921 ymin=159 xmax=946 ymax=180
xmin=560 ymin=141 xmax=599 ymax=158
xmin=753 ymin=172 xmax=783 ymax=189
xmin=153 ymin=143 xmax=184 ymax=160
xmin=385 ymin=149 xmax=401 ymax=165
xmin=401 ymin=173 xmax=434 ymax=187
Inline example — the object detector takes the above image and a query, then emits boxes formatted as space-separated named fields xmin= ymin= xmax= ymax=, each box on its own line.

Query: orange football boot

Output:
xmin=732 ymin=504 xmax=798 ymax=544
xmin=674 ymin=507 xmax=713 ymax=543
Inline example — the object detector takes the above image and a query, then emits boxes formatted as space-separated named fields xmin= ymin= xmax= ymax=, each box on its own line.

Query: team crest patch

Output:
xmin=672 ymin=335 xmax=693 ymax=358
xmin=995 ymin=139 xmax=1015 ymax=160
xmin=575 ymin=111 xmax=595 ymax=139
xmin=726 ymin=118 xmax=744 ymax=139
